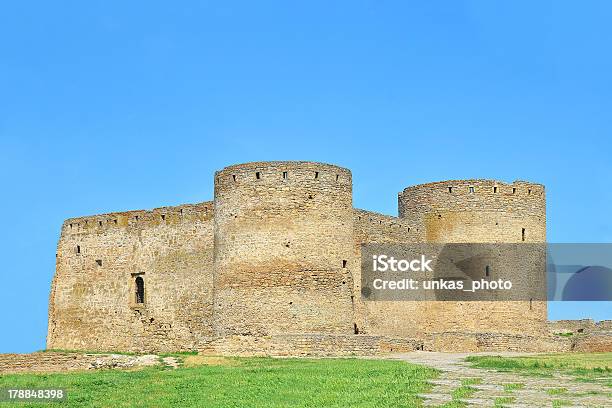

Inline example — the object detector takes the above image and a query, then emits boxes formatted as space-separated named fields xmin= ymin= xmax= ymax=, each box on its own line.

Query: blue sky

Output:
xmin=1 ymin=1 xmax=611 ymax=353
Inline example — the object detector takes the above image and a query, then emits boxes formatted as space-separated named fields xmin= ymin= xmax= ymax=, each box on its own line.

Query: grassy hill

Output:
xmin=0 ymin=356 xmax=437 ymax=407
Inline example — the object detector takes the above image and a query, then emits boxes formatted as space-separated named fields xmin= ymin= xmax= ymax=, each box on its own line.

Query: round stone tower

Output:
xmin=399 ymin=179 xmax=546 ymax=243
xmin=398 ymin=179 xmax=547 ymax=335
xmin=213 ymin=161 xmax=355 ymax=337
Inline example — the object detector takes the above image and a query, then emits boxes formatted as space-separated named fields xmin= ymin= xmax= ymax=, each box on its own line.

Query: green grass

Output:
xmin=503 ymin=382 xmax=524 ymax=392
xmin=451 ymin=385 xmax=476 ymax=399
xmin=504 ymin=383 xmax=525 ymax=392
xmin=570 ymin=390 xmax=609 ymax=397
xmin=552 ymin=400 xmax=572 ymax=407
xmin=465 ymin=353 xmax=612 ymax=382
xmin=438 ymin=378 xmax=480 ymax=408
xmin=0 ymin=357 xmax=437 ymax=408
xmin=547 ymin=387 xmax=568 ymax=395
xmin=460 ymin=377 xmax=482 ymax=386
xmin=493 ymin=396 xmax=515 ymax=407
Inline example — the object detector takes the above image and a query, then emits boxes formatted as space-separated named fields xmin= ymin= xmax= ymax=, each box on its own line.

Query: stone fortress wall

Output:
xmin=48 ymin=203 xmax=215 ymax=351
xmin=47 ymin=161 xmax=581 ymax=354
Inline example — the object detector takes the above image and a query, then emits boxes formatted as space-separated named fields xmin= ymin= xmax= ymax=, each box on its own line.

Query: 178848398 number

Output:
xmin=0 ymin=388 xmax=66 ymax=402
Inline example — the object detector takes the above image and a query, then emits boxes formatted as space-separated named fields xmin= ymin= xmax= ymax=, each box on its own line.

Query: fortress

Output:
xmin=47 ymin=161 xmax=566 ymax=354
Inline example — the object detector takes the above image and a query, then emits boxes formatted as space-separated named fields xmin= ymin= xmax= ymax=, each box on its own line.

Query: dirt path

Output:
xmin=391 ymin=352 xmax=611 ymax=407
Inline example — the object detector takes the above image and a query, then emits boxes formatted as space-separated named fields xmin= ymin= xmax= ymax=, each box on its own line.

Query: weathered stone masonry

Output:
xmin=47 ymin=161 xmax=553 ymax=354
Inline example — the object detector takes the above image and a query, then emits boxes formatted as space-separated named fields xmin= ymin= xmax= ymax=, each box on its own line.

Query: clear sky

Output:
xmin=1 ymin=1 xmax=611 ymax=353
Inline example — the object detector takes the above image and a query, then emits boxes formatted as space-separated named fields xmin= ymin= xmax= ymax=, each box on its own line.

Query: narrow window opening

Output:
xmin=493 ymin=186 xmax=498 ymax=193
xmin=512 ymin=187 xmax=516 ymax=194
xmin=76 ymin=245 xmax=80 ymax=254
xmin=335 ymin=174 xmax=339 ymax=181
xmin=96 ymin=259 xmax=102 ymax=267
xmin=342 ymin=260 xmax=347 ymax=268
xmin=353 ymin=323 xmax=359 ymax=334
xmin=135 ymin=277 xmax=145 ymax=304
xmin=161 ymin=214 xmax=166 ymax=221
xmin=135 ymin=215 xmax=139 ymax=221
xmin=255 ymin=172 xmax=261 ymax=179
xmin=282 ymin=171 xmax=288 ymax=179
xmin=522 ymin=228 xmax=526 ymax=241
xmin=113 ymin=219 xmax=117 ymax=225
xmin=529 ymin=298 xmax=533 ymax=311
xmin=485 ymin=265 xmax=490 ymax=278
xmin=448 ymin=187 xmax=453 ymax=193
xmin=528 ymin=188 xmax=532 ymax=195
xmin=98 ymin=221 xmax=102 ymax=226
xmin=407 ymin=227 xmax=410 ymax=232
xmin=69 ymin=223 xmax=73 ymax=228
xmin=232 ymin=174 xmax=236 ymax=182
xmin=469 ymin=186 xmax=475 ymax=193
xmin=314 ymin=171 xmax=319 ymax=179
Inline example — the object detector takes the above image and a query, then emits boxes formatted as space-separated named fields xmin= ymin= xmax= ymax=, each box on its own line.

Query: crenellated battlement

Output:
xmin=61 ymin=201 xmax=213 ymax=236
xmin=401 ymin=179 xmax=544 ymax=196
xmin=399 ymin=179 xmax=546 ymax=219
xmin=353 ymin=209 xmax=421 ymax=244
xmin=354 ymin=209 xmax=408 ymax=229
xmin=215 ymin=161 xmax=351 ymax=187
